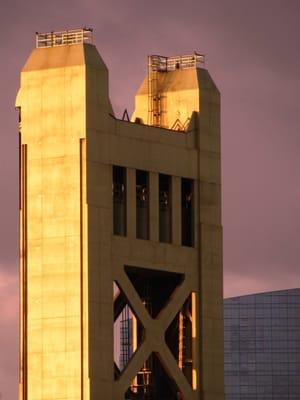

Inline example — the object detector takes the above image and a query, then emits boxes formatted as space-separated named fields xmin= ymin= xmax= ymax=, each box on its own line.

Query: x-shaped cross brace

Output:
xmin=113 ymin=268 xmax=197 ymax=400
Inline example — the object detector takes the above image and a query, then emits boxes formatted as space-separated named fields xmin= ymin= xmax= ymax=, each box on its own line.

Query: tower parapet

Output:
xmin=132 ymin=52 xmax=207 ymax=130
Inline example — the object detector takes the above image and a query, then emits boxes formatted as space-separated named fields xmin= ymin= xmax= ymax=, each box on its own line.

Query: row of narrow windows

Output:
xmin=113 ymin=166 xmax=194 ymax=247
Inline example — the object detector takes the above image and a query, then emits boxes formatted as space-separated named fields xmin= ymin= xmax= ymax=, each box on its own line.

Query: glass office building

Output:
xmin=119 ymin=318 xmax=133 ymax=371
xmin=224 ymin=288 xmax=300 ymax=400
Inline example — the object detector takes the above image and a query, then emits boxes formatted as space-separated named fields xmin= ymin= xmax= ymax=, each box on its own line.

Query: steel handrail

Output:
xmin=36 ymin=28 xmax=93 ymax=48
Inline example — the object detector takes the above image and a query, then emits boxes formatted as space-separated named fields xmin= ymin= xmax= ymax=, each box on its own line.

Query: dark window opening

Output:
xmin=181 ymin=178 xmax=194 ymax=247
xmin=136 ymin=170 xmax=149 ymax=240
xmin=124 ymin=265 xmax=184 ymax=319
xmin=113 ymin=166 xmax=126 ymax=236
xmin=159 ymin=174 xmax=172 ymax=243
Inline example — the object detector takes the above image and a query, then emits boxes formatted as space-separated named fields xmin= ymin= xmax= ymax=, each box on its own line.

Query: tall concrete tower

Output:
xmin=16 ymin=29 xmax=224 ymax=400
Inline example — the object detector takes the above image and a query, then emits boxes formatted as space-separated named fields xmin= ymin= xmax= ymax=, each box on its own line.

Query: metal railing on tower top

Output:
xmin=36 ymin=28 xmax=93 ymax=48
xmin=148 ymin=53 xmax=205 ymax=72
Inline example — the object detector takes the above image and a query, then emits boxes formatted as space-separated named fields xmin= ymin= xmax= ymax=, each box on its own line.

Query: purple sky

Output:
xmin=1 ymin=0 xmax=300 ymax=398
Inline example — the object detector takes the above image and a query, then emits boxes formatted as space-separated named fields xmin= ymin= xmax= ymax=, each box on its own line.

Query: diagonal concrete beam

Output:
xmin=114 ymin=339 xmax=151 ymax=398
xmin=114 ymin=267 xmax=196 ymax=399
xmin=114 ymin=362 xmax=121 ymax=379
xmin=113 ymin=290 xmax=127 ymax=321
xmin=114 ymin=268 xmax=153 ymax=329
xmin=158 ymin=342 xmax=196 ymax=400
xmin=157 ymin=277 xmax=191 ymax=331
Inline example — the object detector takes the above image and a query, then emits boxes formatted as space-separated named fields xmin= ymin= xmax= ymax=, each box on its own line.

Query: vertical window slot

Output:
xmin=181 ymin=178 xmax=194 ymax=247
xmin=136 ymin=170 xmax=149 ymax=240
xmin=159 ymin=174 xmax=172 ymax=243
xmin=113 ymin=166 xmax=126 ymax=236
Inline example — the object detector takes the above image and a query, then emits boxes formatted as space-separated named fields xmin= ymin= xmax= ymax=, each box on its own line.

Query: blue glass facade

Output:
xmin=119 ymin=318 xmax=133 ymax=371
xmin=224 ymin=288 xmax=300 ymax=400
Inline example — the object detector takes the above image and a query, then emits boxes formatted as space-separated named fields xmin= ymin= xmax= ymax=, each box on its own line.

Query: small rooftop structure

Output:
xmin=148 ymin=53 xmax=205 ymax=72
xmin=35 ymin=28 xmax=93 ymax=48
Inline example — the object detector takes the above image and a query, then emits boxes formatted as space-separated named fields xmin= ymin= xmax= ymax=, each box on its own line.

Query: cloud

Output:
xmin=0 ymin=268 xmax=18 ymax=400
xmin=0 ymin=268 xmax=18 ymax=320
xmin=224 ymin=268 xmax=300 ymax=299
